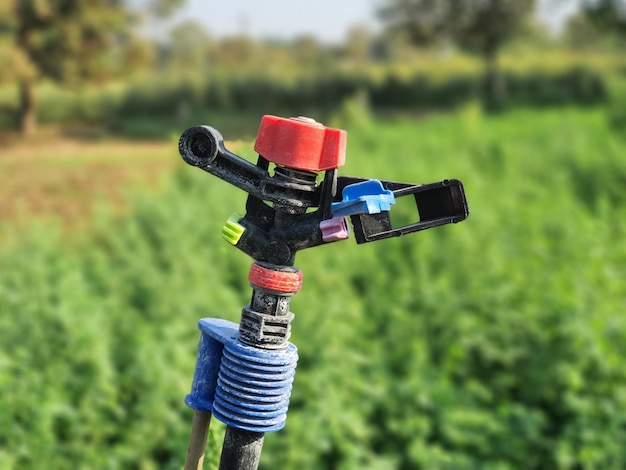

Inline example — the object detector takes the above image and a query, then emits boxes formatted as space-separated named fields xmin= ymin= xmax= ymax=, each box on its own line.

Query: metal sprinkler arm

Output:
xmin=179 ymin=120 xmax=469 ymax=262
xmin=179 ymin=125 xmax=325 ymax=212
xmin=179 ymin=115 xmax=469 ymax=470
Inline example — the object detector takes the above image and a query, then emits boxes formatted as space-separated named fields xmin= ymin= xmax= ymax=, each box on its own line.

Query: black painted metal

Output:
xmin=179 ymin=125 xmax=469 ymax=260
xmin=218 ymin=427 xmax=264 ymax=470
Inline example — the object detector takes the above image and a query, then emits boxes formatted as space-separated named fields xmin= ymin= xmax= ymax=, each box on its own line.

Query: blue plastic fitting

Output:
xmin=185 ymin=318 xmax=299 ymax=433
xmin=331 ymin=179 xmax=395 ymax=217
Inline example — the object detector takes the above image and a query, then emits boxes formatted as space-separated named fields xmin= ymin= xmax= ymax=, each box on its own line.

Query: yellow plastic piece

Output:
xmin=222 ymin=213 xmax=245 ymax=245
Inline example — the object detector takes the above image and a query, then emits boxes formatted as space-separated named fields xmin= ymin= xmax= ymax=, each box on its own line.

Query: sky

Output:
xmin=163 ymin=0 xmax=580 ymax=43
xmin=171 ymin=0 xmax=379 ymax=43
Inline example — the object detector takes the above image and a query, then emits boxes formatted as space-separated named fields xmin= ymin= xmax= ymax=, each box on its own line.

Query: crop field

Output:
xmin=1 ymin=105 xmax=625 ymax=469
xmin=0 ymin=132 xmax=177 ymax=229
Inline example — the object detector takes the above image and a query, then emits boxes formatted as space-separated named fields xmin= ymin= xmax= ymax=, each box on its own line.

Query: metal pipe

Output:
xmin=218 ymin=426 xmax=265 ymax=470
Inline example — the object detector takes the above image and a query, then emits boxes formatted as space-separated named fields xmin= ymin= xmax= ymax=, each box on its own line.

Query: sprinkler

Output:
xmin=178 ymin=115 xmax=469 ymax=470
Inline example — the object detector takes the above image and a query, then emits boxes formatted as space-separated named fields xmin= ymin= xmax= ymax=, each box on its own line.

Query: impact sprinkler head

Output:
xmin=179 ymin=114 xmax=469 ymax=470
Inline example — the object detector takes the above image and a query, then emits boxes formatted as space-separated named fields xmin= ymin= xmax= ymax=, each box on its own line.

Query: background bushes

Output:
xmin=113 ymin=67 xmax=610 ymax=117
xmin=0 ymin=60 xmax=612 ymax=135
xmin=2 ymin=107 xmax=626 ymax=469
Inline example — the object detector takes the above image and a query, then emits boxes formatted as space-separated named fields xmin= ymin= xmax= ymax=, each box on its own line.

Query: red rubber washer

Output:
xmin=248 ymin=263 xmax=304 ymax=293
xmin=253 ymin=115 xmax=346 ymax=172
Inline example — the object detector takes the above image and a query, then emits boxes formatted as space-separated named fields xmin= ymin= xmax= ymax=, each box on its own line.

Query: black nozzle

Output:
xmin=179 ymin=125 xmax=223 ymax=166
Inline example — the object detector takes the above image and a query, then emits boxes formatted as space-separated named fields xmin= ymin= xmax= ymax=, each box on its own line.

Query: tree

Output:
xmin=562 ymin=12 xmax=606 ymax=49
xmin=562 ymin=0 xmax=626 ymax=50
xmin=581 ymin=0 xmax=626 ymax=39
xmin=378 ymin=0 xmax=535 ymax=105
xmin=0 ymin=0 xmax=185 ymax=135
xmin=344 ymin=25 xmax=373 ymax=64
xmin=165 ymin=20 xmax=212 ymax=71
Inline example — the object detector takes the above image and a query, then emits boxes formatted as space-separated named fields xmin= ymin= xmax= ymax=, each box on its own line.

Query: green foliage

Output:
xmin=0 ymin=0 xmax=185 ymax=132
xmin=606 ymin=78 xmax=626 ymax=133
xmin=0 ymin=40 xmax=36 ymax=85
xmin=149 ymin=0 xmax=187 ymax=19
xmin=377 ymin=0 xmax=536 ymax=104
xmin=10 ymin=0 xmax=129 ymax=83
xmin=0 ymin=48 xmax=622 ymax=133
xmin=265 ymin=107 xmax=626 ymax=469
xmin=105 ymin=66 xmax=609 ymax=130
xmin=328 ymin=89 xmax=374 ymax=131
xmin=563 ymin=1 xmax=626 ymax=51
xmin=581 ymin=0 xmax=626 ymax=38
xmin=2 ymin=107 xmax=626 ymax=469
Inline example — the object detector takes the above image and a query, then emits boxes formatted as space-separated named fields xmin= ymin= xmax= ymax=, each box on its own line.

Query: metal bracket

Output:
xmin=336 ymin=177 xmax=469 ymax=244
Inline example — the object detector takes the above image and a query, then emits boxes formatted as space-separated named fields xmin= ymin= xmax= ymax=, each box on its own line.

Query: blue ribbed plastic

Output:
xmin=185 ymin=318 xmax=298 ymax=433
xmin=184 ymin=321 xmax=225 ymax=412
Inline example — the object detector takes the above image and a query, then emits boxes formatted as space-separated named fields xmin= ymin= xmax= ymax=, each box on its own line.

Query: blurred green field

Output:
xmin=1 ymin=103 xmax=626 ymax=469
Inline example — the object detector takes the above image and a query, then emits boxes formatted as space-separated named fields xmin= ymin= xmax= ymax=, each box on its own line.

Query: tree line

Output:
xmin=0 ymin=0 xmax=624 ymax=134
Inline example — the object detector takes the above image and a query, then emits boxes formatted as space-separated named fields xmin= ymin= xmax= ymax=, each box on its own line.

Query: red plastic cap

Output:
xmin=253 ymin=116 xmax=346 ymax=172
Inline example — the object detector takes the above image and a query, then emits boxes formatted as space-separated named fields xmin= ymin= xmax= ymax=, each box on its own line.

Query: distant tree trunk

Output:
xmin=483 ymin=46 xmax=506 ymax=108
xmin=18 ymin=78 xmax=36 ymax=135
xmin=17 ymin=19 xmax=36 ymax=135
